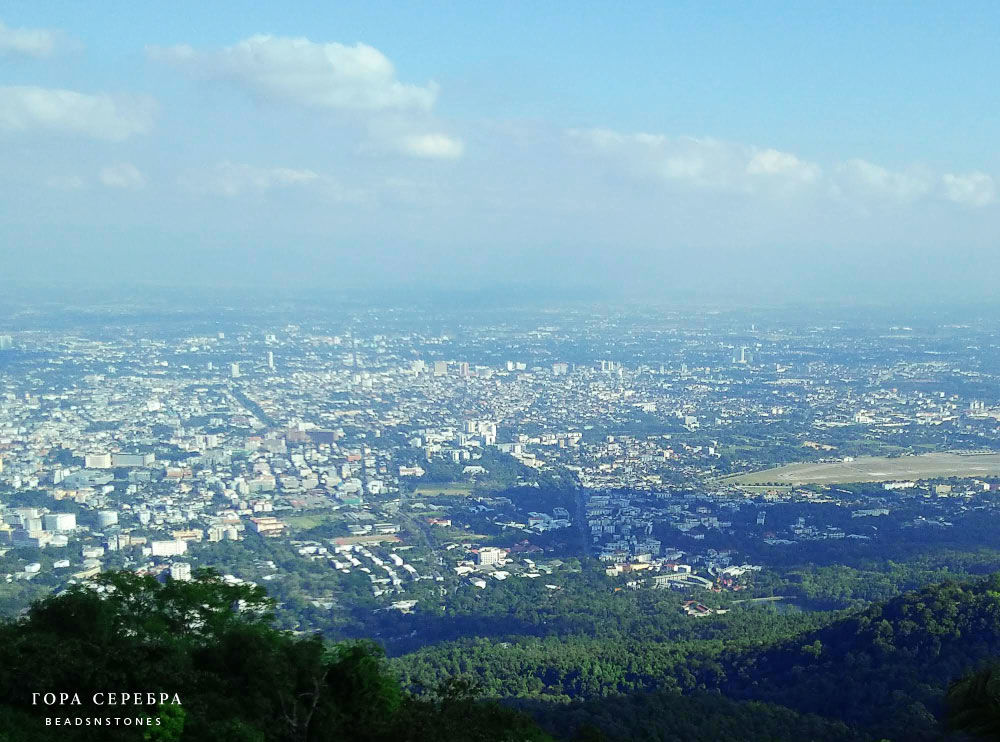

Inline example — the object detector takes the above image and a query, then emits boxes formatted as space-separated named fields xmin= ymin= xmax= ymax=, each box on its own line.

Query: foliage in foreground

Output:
xmin=0 ymin=569 xmax=551 ymax=742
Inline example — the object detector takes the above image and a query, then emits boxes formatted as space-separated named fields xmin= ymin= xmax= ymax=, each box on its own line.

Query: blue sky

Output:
xmin=2 ymin=2 xmax=998 ymax=298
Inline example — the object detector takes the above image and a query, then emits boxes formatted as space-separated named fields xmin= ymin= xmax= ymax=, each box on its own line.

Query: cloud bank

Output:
xmin=0 ymin=86 xmax=155 ymax=141
xmin=568 ymin=129 xmax=821 ymax=195
xmin=570 ymin=127 xmax=996 ymax=209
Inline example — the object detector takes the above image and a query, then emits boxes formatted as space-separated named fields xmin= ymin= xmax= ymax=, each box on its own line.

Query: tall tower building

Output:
xmin=266 ymin=351 xmax=275 ymax=370
xmin=230 ymin=362 xmax=241 ymax=379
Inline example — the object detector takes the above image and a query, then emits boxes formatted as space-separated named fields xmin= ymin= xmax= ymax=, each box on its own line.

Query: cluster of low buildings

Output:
xmin=2 ymin=309 xmax=1000 ymax=613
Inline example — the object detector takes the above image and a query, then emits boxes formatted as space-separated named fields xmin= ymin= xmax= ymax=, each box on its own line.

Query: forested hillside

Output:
xmin=395 ymin=574 xmax=1000 ymax=741
xmin=6 ymin=569 xmax=1000 ymax=741
xmin=723 ymin=574 xmax=1000 ymax=739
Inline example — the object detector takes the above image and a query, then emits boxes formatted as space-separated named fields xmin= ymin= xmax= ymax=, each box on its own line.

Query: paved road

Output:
xmin=574 ymin=487 xmax=590 ymax=555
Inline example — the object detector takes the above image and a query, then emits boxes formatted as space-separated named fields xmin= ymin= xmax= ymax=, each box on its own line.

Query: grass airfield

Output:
xmin=726 ymin=451 xmax=1000 ymax=486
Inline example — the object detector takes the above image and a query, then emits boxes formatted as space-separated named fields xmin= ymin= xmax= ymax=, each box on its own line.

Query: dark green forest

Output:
xmin=5 ymin=569 xmax=1000 ymax=741
xmin=394 ymin=573 xmax=1000 ymax=741
xmin=0 ymin=570 xmax=550 ymax=742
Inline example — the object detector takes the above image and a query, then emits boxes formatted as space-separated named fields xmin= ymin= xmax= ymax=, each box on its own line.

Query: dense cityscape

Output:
xmin=4 ymin=301 xmax=1000 ymax=642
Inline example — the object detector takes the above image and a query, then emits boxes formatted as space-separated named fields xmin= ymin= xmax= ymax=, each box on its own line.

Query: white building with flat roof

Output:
xmin=150 ymin=539 xmax=187 ymax=557
xmin=477 ymin=547 xmax=505 ymax=566
xmin=43 ymin=513 xmax=76 ymax=532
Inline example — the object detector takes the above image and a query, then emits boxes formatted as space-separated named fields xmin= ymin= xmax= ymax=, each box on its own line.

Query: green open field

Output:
xmin=285 ymin=513 xmax=338 ymax=530
xmin=413 ymin=483 xmax=473 ymax=496
xmin=725 ymin=452 xmax=1000 ymax=486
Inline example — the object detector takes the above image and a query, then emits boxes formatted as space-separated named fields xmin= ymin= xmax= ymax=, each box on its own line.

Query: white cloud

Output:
xmin=148 ymin=34 xmax=438 ymax=112
xmin=942 ymin=172 xmax=996 ymax=207
xmin=100 ymin=162 xmax=146 ymax=189
xmin=0 ymin=18 xmax=71 ymax=58
xmin=178 ymin=161 xmax=321 ymax=197
xmin=833 ymin=158 xmax=932 ymax=203
xmin=0 ymin=86 xmax=155 ymax=141
xmin=746 ymin=148 xmax=821 ymax=183
xmin=569 ymin=128 xmax=820 ymax=194
xmin=569 ymin=127 xmax=1000 ymax=212
xmin=390 ymin=133 xmax=464 ymax=159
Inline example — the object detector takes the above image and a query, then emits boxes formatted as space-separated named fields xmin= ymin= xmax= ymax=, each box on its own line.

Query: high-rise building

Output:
xmin=433 ymin=361 xmax=448 ymax=376
xmin=169 ymin=562 xmax=192 ymax=581
xmin=266 ymin=351 xmax=275 ymax=370
xmin=0 ymin=335 xmax=12 ymax=350
xmin=230 ymin=362 xmax=241 ymax=378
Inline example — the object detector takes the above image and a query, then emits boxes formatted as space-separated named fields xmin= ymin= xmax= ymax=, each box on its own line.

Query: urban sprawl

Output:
xmin=2 ymin=307 xmax=1000 ymax=627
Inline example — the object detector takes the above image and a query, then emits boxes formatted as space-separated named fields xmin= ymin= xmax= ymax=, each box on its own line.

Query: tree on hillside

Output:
xmin=948 ymin=663 xmax=1000 ymax=741
xmin=0 ymin=569 xmax=551 ymax=742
